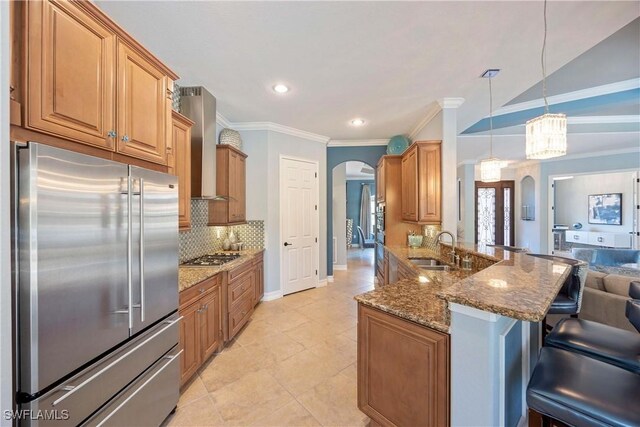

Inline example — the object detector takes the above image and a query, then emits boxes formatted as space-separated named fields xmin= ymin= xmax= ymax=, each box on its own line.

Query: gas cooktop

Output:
xmin=183 ymin=253 xmax=241 ymax=267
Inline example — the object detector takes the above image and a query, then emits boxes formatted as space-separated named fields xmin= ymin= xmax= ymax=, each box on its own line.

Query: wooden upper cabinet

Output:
xmin=401 ymin=146 xmax=418 ymax=221
xmin=26 ymin=0 xmax=116 ymax=149
xmin=401 ymin=141 xmax=442 ymax=224
xmin=208 ymin=145 xmax=248 ymax=226
xmin=376 ymin=159 xmax=386 ymax=203
xmin=18 ymin=0 xmax=179 ymax=167
xmin=116 ymin=41 xmax=168 ymax=164
xmin=169 ymin=111 xmax=194 ymax=230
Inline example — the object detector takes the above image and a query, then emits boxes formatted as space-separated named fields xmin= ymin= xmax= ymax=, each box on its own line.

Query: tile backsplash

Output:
xmin=179 ymin=200 xmax=265 ymax=262
xmin=421 ymin=224 xmax=442 ymax=251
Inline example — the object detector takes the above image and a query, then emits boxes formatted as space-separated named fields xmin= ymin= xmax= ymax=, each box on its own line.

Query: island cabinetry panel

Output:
xmin=178 ymin=274 xmax=222 ymax=386
xmin=401 ymin=141 xmax=442 ymax=224
xmin=358 ymin=304 xmax=450 ymax=427
xmin=209 ymin=145 xmax=247 ymax=225
xmin=168 ymin=111 xmax=194 ymax=230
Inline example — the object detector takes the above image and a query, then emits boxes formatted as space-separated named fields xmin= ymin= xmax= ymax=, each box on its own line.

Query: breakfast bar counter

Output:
xmin=354 ymin=243 xmax=572 ymax=427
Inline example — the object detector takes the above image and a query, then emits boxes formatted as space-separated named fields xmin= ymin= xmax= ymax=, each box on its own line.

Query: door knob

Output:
xmin=284 ymin=242 xmax=292 ymax=247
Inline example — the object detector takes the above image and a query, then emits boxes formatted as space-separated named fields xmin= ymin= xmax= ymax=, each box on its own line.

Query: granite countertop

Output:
xmin=178 ymin=248 xmax=265 ymax=292
xmin=355 ymin=244 xmax=572 ymax=331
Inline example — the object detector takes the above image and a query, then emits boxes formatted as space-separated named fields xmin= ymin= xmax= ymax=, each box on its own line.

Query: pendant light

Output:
xmin=480 ymin=70 xmax=502 ymax=183
xmin=525 ymin=0 xmax=567 ymax=160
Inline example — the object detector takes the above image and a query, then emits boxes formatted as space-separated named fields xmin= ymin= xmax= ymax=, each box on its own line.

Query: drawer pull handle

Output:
xmin=574 ymin=235 xmax=578 ymax=240
xmin=597 ymin=237 xmax=603 ymax=242
xmin=52 ymin=316 xmax=182 ymax=406
xmin=241 ymin=311 xmax=247 ymax=316
xmin=199 ymin=288 xmax=205 ymax=294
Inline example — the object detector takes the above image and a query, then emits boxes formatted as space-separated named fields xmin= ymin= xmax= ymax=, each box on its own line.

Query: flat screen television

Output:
xmin=588 ymin=193 xmax=622 ymax=225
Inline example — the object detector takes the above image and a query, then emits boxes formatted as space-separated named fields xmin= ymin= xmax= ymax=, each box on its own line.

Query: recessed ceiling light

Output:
xmin=350 ymin=118 xmax=365 ymax=126
xmin=273 ymin=84 xmax=289 ymax=94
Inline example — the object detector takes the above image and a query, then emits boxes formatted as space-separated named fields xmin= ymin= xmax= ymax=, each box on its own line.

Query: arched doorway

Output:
xmin=326 ymin=145 xmax=387 ymax=278
xmin=332 ymin=161 xmax=376 ymax=272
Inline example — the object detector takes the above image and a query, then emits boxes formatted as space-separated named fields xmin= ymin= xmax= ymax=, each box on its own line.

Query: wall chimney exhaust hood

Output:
xmin=179 ymin=86 xmax=226 ymax=200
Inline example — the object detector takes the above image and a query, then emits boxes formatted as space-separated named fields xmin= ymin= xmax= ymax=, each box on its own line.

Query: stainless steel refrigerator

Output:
xmin=12 ymin=142 xmax=181 ymax=426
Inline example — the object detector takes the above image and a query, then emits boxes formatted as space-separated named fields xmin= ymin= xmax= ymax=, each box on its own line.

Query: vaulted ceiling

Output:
xmin=97 ymin=1 xmax=638 ymax=145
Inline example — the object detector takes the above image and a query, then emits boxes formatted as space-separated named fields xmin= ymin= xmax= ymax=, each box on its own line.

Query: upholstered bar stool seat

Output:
xmin=527 ymin=347 xmax=640 ymax=427
xmin=545 ymin=318 xmax=640 ymax=373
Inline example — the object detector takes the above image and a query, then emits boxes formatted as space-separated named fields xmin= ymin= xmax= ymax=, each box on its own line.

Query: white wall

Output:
xmin=242 ymin=129 xmax=328 ymax=295
xmin=555 ymin=171 xmax=635 ymax=233
xmin=513 ymin=163 xmax=543 ymax=251
xmin=457 ymin=163 xmax=475 ymax=242
xmin=332 ymin=164 xmax=347 ymax=267
xmin=1 ymin=1 xmax=13 ymax=421
xmin=413 ymin=111 xmax=443 ymax=141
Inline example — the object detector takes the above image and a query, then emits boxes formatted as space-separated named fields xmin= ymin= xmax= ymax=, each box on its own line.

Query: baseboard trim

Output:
xmin=333 ymin=264 xmax=347 ymax=270
xmin=317 ymin=279 xmax=327 ymax=288
xmin=327 ymin=275 xmax=334 ymax=283
xmin=262 ymin=290 xmax=283 ymax=301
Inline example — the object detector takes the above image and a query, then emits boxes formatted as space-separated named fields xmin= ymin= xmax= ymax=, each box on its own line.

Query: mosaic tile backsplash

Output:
xmin=179 ymin=200 xmax=265 ymax=262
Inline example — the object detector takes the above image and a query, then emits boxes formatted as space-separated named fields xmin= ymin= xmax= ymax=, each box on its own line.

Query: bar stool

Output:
xmin=527 ymin=347 xmax=640 ymax=427
xmin=527 ymin=254 xmax=588 ymax=336
xmin=545 ymin=280 xmax=640 ymax=373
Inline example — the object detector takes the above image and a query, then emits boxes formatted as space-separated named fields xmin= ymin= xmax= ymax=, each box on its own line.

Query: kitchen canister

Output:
xmin=219 ymin=128 xmax=243 ymax=150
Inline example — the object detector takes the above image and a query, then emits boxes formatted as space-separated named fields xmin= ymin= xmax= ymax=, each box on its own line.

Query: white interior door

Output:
xmin=281 ymin=157 xmax=319 ymax=295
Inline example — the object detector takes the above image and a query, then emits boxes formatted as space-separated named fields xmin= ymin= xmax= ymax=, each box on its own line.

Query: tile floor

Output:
xmin=165 ymin=249 xmax=376 ymax=426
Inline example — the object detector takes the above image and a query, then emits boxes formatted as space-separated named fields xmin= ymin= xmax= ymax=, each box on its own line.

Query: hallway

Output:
xmin=166 ymin=249 xmax=375 ymax=426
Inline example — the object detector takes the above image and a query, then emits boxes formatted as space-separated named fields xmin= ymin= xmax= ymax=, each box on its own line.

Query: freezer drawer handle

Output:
xmin=95 ymin=349 xmax=183 ymax=427
xmin=51 ymin=316 xmax=182 ymax=407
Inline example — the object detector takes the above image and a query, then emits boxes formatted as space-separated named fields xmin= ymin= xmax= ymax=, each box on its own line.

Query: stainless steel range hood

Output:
xmin=179 ymin=86 xmax=223 ymax=199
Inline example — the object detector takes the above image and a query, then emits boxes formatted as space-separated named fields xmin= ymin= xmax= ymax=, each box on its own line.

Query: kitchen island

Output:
xmin=355 ymin=244 xmax=571 ymax=427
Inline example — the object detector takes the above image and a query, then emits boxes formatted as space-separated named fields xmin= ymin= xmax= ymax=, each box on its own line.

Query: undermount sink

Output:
xmin=408 ymin=257 xmax=444 ymax=267
xmin=419 ymin=265 xmax=453 ymax=271
xmin=409 ymin=258 xmax=453 ymax=271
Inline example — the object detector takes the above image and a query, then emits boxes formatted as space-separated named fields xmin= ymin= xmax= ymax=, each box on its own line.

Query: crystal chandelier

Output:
xmin=525 ymin=0 xmax=567 ymax=160
xmin=480 ymin=71 xmax=502 ymax=183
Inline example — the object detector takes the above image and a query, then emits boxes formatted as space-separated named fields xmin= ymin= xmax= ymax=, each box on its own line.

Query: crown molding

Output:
xmin=408 ymin=104 xmax=442 ymax=140
xmin=493 ymin=78 xmax=640 ymax=116
xmin=216 ymin=112 xmax=232 ymax=129
xmin=231 ymin=121 xmax=330 ymax=144
xmin=437 ymin=97 xmax=465 ymax=109
xmin=327 ymin=139 xmax=389 ymax=147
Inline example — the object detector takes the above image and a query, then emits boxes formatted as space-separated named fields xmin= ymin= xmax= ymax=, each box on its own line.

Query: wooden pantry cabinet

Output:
xmin=17 ymin=0 xmax=178 ymax=166
xmin=358 ymin=304 xmax=450 ymax=427
xmin=208 ymin=145 xmax=247 ymax=226
xmin=178 ymin=274 xmax=223 ymax=386
xmin=168 ymin=111 xmax=194 ymax=230
xmin=401 ymin=141 xmax=442 ymax=224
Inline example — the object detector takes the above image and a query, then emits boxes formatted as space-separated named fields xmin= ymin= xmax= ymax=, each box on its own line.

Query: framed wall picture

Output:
xmin=588 ymin=193 xmax=622 ymax=225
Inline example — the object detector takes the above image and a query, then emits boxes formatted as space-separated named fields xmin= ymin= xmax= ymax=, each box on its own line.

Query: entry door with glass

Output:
xmin=475 ymin=180 xmax=515 ymax=246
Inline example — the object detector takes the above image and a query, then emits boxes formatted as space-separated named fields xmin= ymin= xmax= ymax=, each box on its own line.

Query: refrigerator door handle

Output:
xmin=139 ymin=177 xmax=145 ymax=323
xmin=127 ymin=175 xmax=133 ymax=330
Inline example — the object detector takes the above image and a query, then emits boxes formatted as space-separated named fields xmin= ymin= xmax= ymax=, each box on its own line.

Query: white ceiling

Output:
xmin=97 ymin=1 xmax=638 ymax=141
xmin=345 ymin=161 xmax=375 ymax=180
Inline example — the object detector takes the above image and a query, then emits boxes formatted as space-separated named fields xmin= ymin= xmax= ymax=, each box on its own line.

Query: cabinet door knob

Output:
xmin=107 ymin=130 xmax=116 ymax=138
xmin=121 ymin=135 xmax=130 ymax=142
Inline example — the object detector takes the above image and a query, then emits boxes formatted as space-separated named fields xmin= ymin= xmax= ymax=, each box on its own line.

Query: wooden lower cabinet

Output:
xmin=358 ymin=304 xmax=450 ymax=427
xmin=178 ymin=274 xmax=222 ymax=386
xmin=253 ymin=252 xmax=264 ymax=305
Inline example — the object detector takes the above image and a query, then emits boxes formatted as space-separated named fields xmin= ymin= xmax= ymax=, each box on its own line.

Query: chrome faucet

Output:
xmin=436 ymin=231 xmax=457 ymax=265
